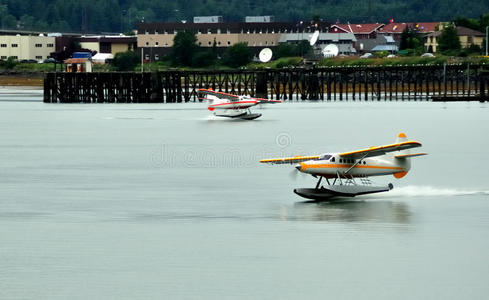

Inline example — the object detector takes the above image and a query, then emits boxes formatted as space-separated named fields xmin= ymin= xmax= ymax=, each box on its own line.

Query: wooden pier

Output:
xmin=43 ymin=64 xmax=489 ymax=103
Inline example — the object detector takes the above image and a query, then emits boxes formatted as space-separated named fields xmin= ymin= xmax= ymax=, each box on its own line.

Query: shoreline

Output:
xmin=0 ymin=74 xmax=44 ymax=86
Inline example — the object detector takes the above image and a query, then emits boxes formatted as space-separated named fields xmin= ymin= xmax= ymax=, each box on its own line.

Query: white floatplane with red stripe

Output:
xmin=260 ymin=133 xmax=427 ymax=200
xmin=198 ymin=88 xmax=281 ymax=120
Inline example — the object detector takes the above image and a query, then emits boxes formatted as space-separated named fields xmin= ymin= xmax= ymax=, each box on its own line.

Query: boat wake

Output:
xmin=375 ymin=185 xmax=489 ymax=198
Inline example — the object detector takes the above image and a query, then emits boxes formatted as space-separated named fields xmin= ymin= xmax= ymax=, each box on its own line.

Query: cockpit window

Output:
xmin=320 ymin=154 xmax=331 ymax=160
xmin=331 ymin=157 xmax=335 ymax=162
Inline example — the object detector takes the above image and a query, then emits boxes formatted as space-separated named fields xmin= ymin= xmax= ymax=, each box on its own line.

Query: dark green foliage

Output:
xmin=275 ymin=41 xmax=312 ymax=58
xmin=1 ymin=57 xmax=18 ymax=69
xmin=438 ymin=25 xmax=461 ymax=55
xmin=454 ymin=14 xmax=489 ymax=32
xmin=1 ymin=0 xmax=489 ymax=33
xmin=112 ymin=51 xmax=139 ymax=71
xmin=222 ymin=43 xmax=253 ymax=67
xmin=170 ymin=31 xmax=198 ymax=67
xmin=275 ymin=44 xmax=297 ymax=58
xmin=399 ymin=27 xmax=424 ymax=55
xmin=191 ymin=50 xmax=216 ymax=67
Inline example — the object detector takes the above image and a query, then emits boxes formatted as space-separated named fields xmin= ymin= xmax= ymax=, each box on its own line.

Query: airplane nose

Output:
xmin=295 ymin=164 xmax=302 ymax=171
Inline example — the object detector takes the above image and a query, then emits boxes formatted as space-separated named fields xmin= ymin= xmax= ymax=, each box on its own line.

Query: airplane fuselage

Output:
xmin=298 ymin=153 xmax=411 ymax=179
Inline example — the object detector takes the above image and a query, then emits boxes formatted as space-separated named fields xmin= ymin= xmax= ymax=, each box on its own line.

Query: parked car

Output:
xmin=387 ymin=54 xmax=397 ymax=58
xmin=20 ymin=59 xmax=38 ymax=63
xmin=360 ymin=53 xmax=374 ymax=58
xmin=421 ymin=53 xmax=435 ymax=57
xmin=43 ymin=58 xmax=57 ymax=63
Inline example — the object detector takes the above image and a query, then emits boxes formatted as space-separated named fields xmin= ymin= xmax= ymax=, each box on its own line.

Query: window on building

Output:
xmin=144 ymin=54 xmax=149 ymax=60
xmin=155 ymin=41 xmax=159 ymax=46
xmin=145 ymin=42 xmax=149 ymax=46
xmin=155 ymin=30 xmax=158 ymax=34
xmin=227 ymin=41 xmax=230 ymax=45
xmin=218 ymin=41 xmax=221 ymax=45
xmin=0 ymin=44 xmax=6 ymax=47
xmin=1 ymin=56 xmax=6 ymax=59
xmin=35 ymin=43 xmax=42 ymax=47
xmin=154 ymin=54 xmax=159 ymax=60
xmin=208 ymin=41 xmax=211 ymax=45
xmin=100 ymin=42 xmax=111 ymax=53
xmin=11 ymin=44 xmax=18 ymax=47
xmin=12 ymin=56 xmax=18 ymax=59
xmin=35 ymin=56 xmax=42 ymax=59
xmin=198 ymin=42 xmax=202 ymax=46
xmin=47 ymin=43 xmax=54 ymax=47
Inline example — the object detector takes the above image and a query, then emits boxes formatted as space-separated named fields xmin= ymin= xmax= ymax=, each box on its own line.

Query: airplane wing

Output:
xmin=253 ymin=97 xmax=282 ymax=104
xmin=339 ymin=141 xmax=423 ymax=159
xmin=197 ymin=89 xmax=240 ymax=101
xmin=260 ymin=155 xmax=321 ymax=164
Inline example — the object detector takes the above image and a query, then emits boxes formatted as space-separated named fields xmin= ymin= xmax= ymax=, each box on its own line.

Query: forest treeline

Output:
xmin=0 ymin=0 xmax=489 ymax=33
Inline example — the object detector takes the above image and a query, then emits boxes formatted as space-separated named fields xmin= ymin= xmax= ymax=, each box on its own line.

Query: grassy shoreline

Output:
xmin=2 ymin=55 xmax=488 ymax=87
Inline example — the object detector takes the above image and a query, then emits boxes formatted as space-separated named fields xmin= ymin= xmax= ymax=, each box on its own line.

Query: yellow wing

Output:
xmin=339 ymin=141 xmax=423 ymax=159
xmin=259 ymin=155 xmax=321 ymax=165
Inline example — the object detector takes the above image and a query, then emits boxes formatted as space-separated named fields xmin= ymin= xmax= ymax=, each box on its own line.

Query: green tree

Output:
xmin=112 ymin=51 xmax=139 ymax=71
xmin=438 ymin=25 xmax=461 ymax=55
xmin=222 ymin=43 xmax=253 ymax=67
xmin=399 ymin=27 xmax=424 ymax=55
xmin=170 ymin=31 xmax=198 ymax=66
xmin=275 ymin=43 xmax=297 ymax=58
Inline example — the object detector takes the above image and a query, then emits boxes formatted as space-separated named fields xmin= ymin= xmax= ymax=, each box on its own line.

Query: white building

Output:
xmin=0 ymin=34 xmax=56 ymax=61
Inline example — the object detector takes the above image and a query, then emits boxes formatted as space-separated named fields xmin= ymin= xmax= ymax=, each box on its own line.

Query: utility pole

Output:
xmin=486 ymin=26 xmax=489 ymax=56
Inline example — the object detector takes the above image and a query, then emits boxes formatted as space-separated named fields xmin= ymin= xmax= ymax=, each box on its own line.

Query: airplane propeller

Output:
xmin=289 ymin=164 xmax=305 ymax=180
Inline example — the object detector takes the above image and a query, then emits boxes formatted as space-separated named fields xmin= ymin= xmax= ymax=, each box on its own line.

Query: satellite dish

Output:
xmin=310 ymin=30 xmax=319 ymax=46
xmin=322 ymin=44 xmax=339 ymax=58
xmin=259 ymin=48 xmax=273 ymax=63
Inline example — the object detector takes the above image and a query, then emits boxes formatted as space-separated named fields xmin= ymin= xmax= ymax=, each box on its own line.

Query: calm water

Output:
xmin=1 ymin=87 xmax=488 ymax=299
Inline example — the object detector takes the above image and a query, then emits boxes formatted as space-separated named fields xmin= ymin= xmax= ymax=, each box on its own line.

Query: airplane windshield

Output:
xmin=321 ymin=154 xmax=332 ymax=160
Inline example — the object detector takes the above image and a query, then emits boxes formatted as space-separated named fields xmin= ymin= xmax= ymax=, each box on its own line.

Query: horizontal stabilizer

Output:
xmin=395 ymin=153 xmax=428 ymax=158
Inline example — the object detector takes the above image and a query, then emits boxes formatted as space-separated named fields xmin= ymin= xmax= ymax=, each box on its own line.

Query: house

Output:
xmin=424 ymin=31 xmax=442 ymax=53
xmin=330 ymin=23 xmax=384 ymax=39
xmin=64 ymin=58 xmax=92 ymax=72
xmin=456 ymin=26 xmax=485 ymax=49
xmin=371 ymin=35 xmax=398 ymax=53
xmin=424 ymin=26 xmax=484 ymax=53
xmin=0 ymin=33 xmax=55 ymax=61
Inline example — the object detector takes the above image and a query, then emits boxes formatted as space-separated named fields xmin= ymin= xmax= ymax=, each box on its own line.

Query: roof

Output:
xmin=64 ymin=58 xmax=89 ymax=64
xmin=330 ymin=23 xmax=384 ymax=34
xmin=77 ymin=36 xmax=137 ymax=43
xmin=137 ymin=21 xmax=331 ymax=34
xmin=371 ymin=45 xmax=399 ymax=52
xmin=456 ymin=26 xmax=484 ymax=37
xmin=279 ymin=32 xmax=356 ymax=43
xmin=379 ymin=22 xmax=440 ymax=34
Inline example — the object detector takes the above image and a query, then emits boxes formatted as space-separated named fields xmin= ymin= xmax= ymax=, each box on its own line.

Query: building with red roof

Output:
xmin=378 ymin=22 xmax=443 ymax=40
xmin=330 ymin=23 xmax=385 ymax=39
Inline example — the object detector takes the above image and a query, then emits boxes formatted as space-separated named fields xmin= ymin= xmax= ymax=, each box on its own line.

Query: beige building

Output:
xmin=137 ymin=21 xmax=330 ymax=61
xmin=0 ymin=34 xmax=55 ymax=61
xmin=425 ymin=26 xmax=485 ymax=53
xmin=456 ymin=26 xmax=484 ymax=48
xmin=78 ymin=36 xmax=137 ymax=56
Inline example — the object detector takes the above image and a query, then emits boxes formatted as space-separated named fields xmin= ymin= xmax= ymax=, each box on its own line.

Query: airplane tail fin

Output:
xmin=395 ymin=132 xmax=408 ymax=143
xmin=393 ymin=132 xmax=411 ymax=178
